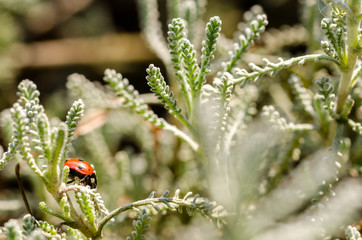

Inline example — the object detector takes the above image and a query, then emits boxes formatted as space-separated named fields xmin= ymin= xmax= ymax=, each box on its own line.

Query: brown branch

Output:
xmin=11 ymin=33 xmax=156 ymax=68
xmin=15 ymin=163 xmax=33 ymax=215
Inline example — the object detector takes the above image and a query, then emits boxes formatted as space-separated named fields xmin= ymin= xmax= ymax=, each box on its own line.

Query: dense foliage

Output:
xmin=0 ymin=0 xmax=361 ymax=239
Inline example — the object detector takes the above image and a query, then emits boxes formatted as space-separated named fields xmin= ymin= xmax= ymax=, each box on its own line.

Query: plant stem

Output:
xmin=332 ymin=123 xmax=345 ymax=152
xmin=95 ymin=198 xmax=176 ymax=239
xmin=233 ymin=54 xmax=340 ymax=85
xmin=163 ymin=122 xmax=199 ymax=151
xmin=15 ymin=164 xmax=33 ymax=216
xmin=335 ymin=0 xmax=361 ymax=114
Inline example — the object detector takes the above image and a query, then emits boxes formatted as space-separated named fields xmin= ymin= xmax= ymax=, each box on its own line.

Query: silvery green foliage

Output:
xmin=103 ymin=68 xmax=199 ymax=151
xmin=1 ymin=77 xmax=226 ymax=239
xmin=1 ymin=0 xmax=361 ymax=239
xmin=146 ymin=64 xmax=187 ymax=127
xmin=0 ymin=79 xmax=84 ymax=188
xmin=0 ymin=214 xmax=66 ymax=240
xmin=262 ymin=74 xmax=341 ymax=133
xmin=103 ymin=69 xmax=165 ymax=128
xmin=100 ymin=189 xmax=227 ymax=230
xmin=137 ymin=0 xmax=207 ymax=67
xmin=224 ymin=5 xmax=268 ymax=74
xmin=108 ymin=0 xmax=361 ymax=239
xmin=262 ymin=105 xmax=315 ymax=132
xmin=0 ymin=80 xmax=111 ymax=238
xmin=249 ymin=1 xmax=361 ymax=135
xmin=103 ymin=10 xmax=252 ymax=157
xmin=126 ymin=209 xmax=150 ymax=240
xmin=234 ymin=54 xmax=339 ymax=86
xmin=345 ymin=225 xmax=362 ymax=240
xmin=288 ymin=74 xmax=315 ymax=116
xmin=348 ymin=118 xmax=362 ymax=134
xmin=66 ymin=73 xmax=121 ymax=109
xmin=316 ymin=76 xmax=336 ymax=114
xmin=2 ymin=219 xmax=22 ymax=240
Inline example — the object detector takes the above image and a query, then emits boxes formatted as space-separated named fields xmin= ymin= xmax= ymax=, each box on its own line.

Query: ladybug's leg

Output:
xmin=79 ymin=175 xmax=87 ymax=182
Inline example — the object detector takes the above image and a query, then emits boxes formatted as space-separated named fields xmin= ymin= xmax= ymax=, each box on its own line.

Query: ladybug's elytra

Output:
xmin=64 ymin=158 xmax=97 ymax=189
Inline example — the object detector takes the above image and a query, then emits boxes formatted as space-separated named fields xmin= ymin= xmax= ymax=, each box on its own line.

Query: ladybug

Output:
xmin=64 ymin=158 xmax=97 ymax=189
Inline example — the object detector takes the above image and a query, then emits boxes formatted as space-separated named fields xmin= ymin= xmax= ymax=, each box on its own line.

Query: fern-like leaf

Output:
xmin=197 ymin=16 xmax=222 ymax=93
xmin=224 ymin=5 xmax=268 ymax=73
xmin=146 ymin=64 xmax=192 ymax=130
xmin=126 ymin=209 xmax=151 ymax=240
xmin=104 ymin=68 xmax=199 ymax=150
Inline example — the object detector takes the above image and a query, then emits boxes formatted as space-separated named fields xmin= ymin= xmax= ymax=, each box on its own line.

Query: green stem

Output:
xmin=335 ymin=0 xmax=361 ymax=114
xmin=233 ymin=54 xmax=340 ymax=85
xmin=172 ymin=107 xmax=195 ymax=134
xmin=95 ymin=195 xmax=204 ymax=239
xmin=183 ymin=80 xmax=193 ymax=118
xmin=163 ymin=121 xmax=199 ymax=151
xmin=59 ymin=188 xmax=95 ymax=238
xmin=332 ymin=123 xmax=344 ymax=153
xmin=190 ymin=95 xmax=199 ymax=128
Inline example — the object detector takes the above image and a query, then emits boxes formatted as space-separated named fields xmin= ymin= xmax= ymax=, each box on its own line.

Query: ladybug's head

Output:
xmin=84 ymin=173 xmax=97 ymax=189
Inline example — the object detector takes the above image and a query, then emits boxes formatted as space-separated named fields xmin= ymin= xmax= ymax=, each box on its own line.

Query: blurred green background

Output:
xmin=0 ymin=0 xmax=300 ymax=114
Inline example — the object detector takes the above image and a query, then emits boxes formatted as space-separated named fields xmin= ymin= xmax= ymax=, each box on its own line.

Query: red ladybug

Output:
xmin=64 ymin=158 xmax=97 ymax=189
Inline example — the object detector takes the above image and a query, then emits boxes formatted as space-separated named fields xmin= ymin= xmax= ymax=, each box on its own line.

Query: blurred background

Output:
xmin=0 ymin=0 xmax=301 ymax=114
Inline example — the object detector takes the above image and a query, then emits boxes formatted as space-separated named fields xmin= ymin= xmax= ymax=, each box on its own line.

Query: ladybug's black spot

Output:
xmin=78 ymin=165 xmax=85 ymax=170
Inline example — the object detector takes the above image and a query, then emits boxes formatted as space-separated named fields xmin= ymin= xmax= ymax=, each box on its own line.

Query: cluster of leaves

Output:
xmin=107 ymin=0 xmax=361 ymax=238
xmin=0 ymin=80 xmax=111 ymax=238
xmin=0 ymin=78 xmax=226 ymax=239
xmin=0 ymin=0 xmax=361 ymax=239
xmin=0 ymin=214 xmax=65 ymax=240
